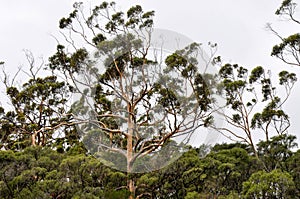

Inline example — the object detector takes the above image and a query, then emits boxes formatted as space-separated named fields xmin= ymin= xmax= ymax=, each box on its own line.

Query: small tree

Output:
xmin=0 ymin=53 xmax=75 ymax=150
xmin=212 ymin=63 xmax=296 ymax=157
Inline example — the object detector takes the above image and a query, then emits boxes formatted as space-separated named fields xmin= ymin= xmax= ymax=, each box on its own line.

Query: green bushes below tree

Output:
xmin=0 ymin=134 xmax=298 ymax=198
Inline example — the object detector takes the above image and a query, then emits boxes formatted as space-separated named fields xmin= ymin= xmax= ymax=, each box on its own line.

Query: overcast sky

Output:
xmin=0 ymin=0 xmax=299 ymax=146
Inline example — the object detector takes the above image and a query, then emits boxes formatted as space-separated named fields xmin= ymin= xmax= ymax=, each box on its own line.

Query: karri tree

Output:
xmin=48 ymin=2 xmax=214 ymax=198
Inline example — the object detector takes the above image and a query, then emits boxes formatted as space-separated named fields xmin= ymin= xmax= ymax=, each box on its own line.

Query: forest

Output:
xmin=0 ymin=0 xmax=300 ymax=198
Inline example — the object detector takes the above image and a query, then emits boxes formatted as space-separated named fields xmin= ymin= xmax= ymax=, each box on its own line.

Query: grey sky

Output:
xmin=0 ymin=0 xmax=299 ymax=145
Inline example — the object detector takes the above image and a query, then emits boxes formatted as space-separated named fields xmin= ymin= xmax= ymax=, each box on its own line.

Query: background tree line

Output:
xmin=0 ymin=134 xmax=299 ymax=198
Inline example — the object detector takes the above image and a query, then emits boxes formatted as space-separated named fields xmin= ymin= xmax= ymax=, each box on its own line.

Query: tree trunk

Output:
xmin=127 ymin=103 xmax=135 ymax=199
xmin=31 ymin=131 xmax=37 ymax=146
xmin=128 ymin=177 xmax=135 ymax=199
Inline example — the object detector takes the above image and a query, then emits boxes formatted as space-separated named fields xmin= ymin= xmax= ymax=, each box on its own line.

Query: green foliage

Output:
xmin=103 ymin=189 xmax=130 ymax=199
xmin=184 ymin=191 xmax=200 ymax=199
xmin=287 ymin=149 xmax=300 ymax=196
xmin=271 ymin=33 xmax=300 ymax=66
xmin=257 ymin=134 xmax=298 ymax=171
xmin=201 ymin=146 xmax=254 ymax=196
xmin=0 ymin=74 xmax=74 ymax=150
xmin=0 ymin=135 xmax=299 ymax=198
xmin=48 ymin=45 xmax=88 ymax=73
xmin=250 ymin=97 xmax=289 ymax=130
xmin=279 ymin=70 xmax=297 ymax=85
xmin=242 ymin=169 xmax=296 ymax=199
xmin=0 ymin=146 xmax=129 ymax=199
xmin=272 ymin=0 xmax=300 ymax=66
xmin=275 ymin=0 xmax=296 ymax=15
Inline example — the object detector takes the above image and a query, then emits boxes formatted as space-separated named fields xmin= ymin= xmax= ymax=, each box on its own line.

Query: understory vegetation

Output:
xmin=0 ymin=134 xmax=299 ymax=198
